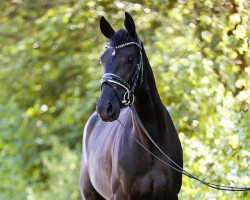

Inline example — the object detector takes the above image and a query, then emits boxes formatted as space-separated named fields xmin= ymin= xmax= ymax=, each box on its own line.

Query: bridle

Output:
xmin=101 ymin=41 xmax=143 ymax=106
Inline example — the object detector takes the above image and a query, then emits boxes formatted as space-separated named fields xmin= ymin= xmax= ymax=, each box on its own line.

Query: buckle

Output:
xmin=122 ymin=91 xmax=134 ymax=106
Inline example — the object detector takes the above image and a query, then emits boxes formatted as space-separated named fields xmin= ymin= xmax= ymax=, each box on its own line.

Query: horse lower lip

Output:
xmin=101 ymin=117 xmax=116 ymax=122
xmin=105 ymin=114 xmax=119 ymax=122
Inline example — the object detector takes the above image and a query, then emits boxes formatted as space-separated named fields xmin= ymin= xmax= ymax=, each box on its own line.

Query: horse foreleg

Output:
xmin=80 ymin=165 xmax=105 ymax=200
xmin=112 ymin=187 xmax=127 ymax=200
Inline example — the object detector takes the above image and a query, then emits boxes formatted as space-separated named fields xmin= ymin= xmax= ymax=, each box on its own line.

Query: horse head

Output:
xmin=96 ymin=12 xmax=143 ymax=122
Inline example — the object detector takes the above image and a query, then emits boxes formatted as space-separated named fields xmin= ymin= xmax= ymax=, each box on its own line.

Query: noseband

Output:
xmin=101 ymin=41 xmax=143 ymax=106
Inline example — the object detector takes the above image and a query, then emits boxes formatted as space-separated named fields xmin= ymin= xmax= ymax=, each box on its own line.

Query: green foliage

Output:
xmin=0 ymin=0 xmax=249 ymax=199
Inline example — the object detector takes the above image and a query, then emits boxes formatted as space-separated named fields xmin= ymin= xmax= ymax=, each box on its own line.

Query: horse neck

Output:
xmin=132 ymin=47 xmax=167 ymax=141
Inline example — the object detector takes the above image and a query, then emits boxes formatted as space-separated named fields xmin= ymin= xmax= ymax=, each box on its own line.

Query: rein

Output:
xmin=100 ymin=41 xmax=250 ymax=192
xmin=128 ymin=104 xmax=250 ymax=192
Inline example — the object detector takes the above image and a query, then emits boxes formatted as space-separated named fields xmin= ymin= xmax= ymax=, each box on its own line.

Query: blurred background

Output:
xmin=0 ymin=0 xmax=249 ymax=199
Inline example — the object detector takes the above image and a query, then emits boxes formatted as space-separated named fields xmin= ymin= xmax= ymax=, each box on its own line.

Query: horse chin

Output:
xmin=103 ymin=112 xmax=120 ymax=122
xmin=98 ymin=108 xmax=120 ymax=122
xmin=96 ymin=100 xmax=121 ymax=122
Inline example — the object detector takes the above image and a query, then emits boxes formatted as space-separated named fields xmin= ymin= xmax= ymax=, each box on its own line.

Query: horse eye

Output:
xmin=128 ymin=56 xmax=135 ymax=62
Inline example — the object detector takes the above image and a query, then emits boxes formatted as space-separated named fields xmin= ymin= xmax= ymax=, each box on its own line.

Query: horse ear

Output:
xmin=124 ymin=12 xmax=137 ymax=37
xmin=100 ymin=16 xmax=115 ymax=39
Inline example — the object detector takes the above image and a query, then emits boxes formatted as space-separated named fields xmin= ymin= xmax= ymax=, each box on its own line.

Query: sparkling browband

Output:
xmin=105 ymin=41 xmax=142 ymax=50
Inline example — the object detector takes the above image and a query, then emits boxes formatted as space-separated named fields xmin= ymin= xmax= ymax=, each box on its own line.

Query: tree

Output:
xmin=0 ymin=0 xmax=249 ymax=199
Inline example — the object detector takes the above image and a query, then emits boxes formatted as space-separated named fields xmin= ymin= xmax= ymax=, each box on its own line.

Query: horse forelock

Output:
xmin=110 ymin=29 xmax=132 ymax=47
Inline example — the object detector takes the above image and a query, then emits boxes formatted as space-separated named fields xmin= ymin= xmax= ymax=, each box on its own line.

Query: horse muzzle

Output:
xmin=96 ymin=85 xmax=121 ymax=122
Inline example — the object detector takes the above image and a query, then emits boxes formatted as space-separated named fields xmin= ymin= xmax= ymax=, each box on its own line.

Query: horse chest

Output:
xmin=82 ymin=110 xmax=181 ymax=199
xmin=113 ymin=158 xmax=169 ymax=199
xmin=111 ymin=142 xmax=170 ymax=199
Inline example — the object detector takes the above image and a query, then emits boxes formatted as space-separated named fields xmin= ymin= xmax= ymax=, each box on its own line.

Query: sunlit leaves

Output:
xmin=0 ymin=0 xmax=249 ymax=199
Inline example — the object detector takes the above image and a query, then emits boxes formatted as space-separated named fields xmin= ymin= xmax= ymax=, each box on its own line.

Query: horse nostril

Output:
xmin=107 ymin=103 xmax=113 ymax=117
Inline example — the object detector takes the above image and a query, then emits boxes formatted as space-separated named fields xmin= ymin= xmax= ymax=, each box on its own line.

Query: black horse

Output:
xmin=80 ymin=12 xmax=183 ymax=200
